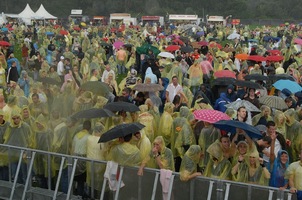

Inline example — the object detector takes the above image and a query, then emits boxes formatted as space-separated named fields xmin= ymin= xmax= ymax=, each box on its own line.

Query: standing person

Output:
xmin=286 ymin=148 xmax=302 ymax=200
xmin=137 ymin=136 xmax=174 ymax=176
xmin=3 ymin=110 xmax=34 ymax=184
xmin=21 ymin=43 xmax=29 ymax=68
xmin=269 ymin=130 xmax=289 ymax=189
xmin=0 ymin=62 xmax=6 ymax=88
xmin=33 ymin=114 xmax=52 ymax=188
xmin=101 ymin=61 xmax=115 ymax=82
xmin=7 ymin=61 xmax=19 ymax=85
xmin=166 ymin=76 xmax=183 ymax=103
xmin=17 ymin=70 xmax=30 ymax=98
xmin=179 ymin=145 xmax=203 ymax=182
xmin=109 ymin=133 xmax=141 ymax=167
xmin=57 ymin=56 xmax=65 ymax=83
xmin=71 ymin=120 xmax=91 ymax=198
xmin=116 ymin=47 xmax=128 ymax=75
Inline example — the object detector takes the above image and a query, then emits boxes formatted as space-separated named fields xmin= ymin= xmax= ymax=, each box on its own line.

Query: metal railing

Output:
xmin=0 ymin=144 xmax=297 ymax=200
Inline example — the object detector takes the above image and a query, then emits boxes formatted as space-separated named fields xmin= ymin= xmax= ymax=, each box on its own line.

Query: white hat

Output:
xmin=60 ymin=56 xmax=65 ymax=60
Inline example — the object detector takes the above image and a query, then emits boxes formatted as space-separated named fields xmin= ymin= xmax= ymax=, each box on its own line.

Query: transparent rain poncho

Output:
xmin=33 ymin=114 xmax=53 ymax=176
xmin=145 ymin=136 xmax=174 ymax=171
xmin=180 ymin=145 xmax=202 ymax=181
xmin=204 ymin=141 xmax=232 ymax=180
xmin=158 ymin=103 xmax=174 ymax=147
xmin=172 ymin=107 xmax=196 ymax=158
xmin=110 ymin=142 xmax=141 ymax=167
xmin=198 ymin=124 xmax=221 ymax=168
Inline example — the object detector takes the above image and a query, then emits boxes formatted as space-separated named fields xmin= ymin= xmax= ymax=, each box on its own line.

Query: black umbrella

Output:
xmin=212 ymin=77 xmax=236 ymax=86
xmin=244 ymin=74 xmax=269 ymax=81
xmin=213 ymin=120 xmax=262 ymax=139
xmin=123 ymin=44 xmax=133 ymax=48
xmin=100 ymin=42 xmax=112 ymax=47
xmin=104 ymin=101 xmax=140 ymax=112
xmin=268 ymin=74 xmax=295 ymax=82
xmin=180 ymin=46 xmax=194 ymax=53
xmin=98 ymin=122 xmax=145 ymax=143
xmin=72 ymin=108 xmax=115 ymax=119
xmin=80 ymin=81 xmax=112 ymax=96
xmin=23 ymin=32 xmax=33 ymax=36
xmin=38 ymin=77 xmax=61 ymax=85
xmin=234 ymin=80 xmax=263 ymax=89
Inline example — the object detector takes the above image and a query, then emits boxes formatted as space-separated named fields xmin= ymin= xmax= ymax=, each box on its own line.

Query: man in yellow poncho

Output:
xmin=179 ymin=145 xmax=203 ymax=182
xmin=3 ymin=109 xmax=34 ymax=184
xmin=198 ymin=122 xmax=221 ymax=168
xmin=172 ymin=106 xmax=196 ymax=172
xmin=285 ymin=148 xmax=302 ymax=199
xmin=33 ymin=114 xmax=52 ymax=188
xmin=158 ymin=103 xmax=174 ymax=148
xmin=109 ymin=133 xmax=141 ymax=167
xmin=86 ymin=123 xmax=106 ymax=199
xmin=284 ymin=109 xmax=302 ymax=163
xmin=71 ymin=120 xmax=91 ymax=198
xmin=0 ymin=109 xmax=10 ymax=180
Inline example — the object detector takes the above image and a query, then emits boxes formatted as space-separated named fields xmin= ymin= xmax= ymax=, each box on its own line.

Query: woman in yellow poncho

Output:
xmin=274 ymin=110 xmax=286 ymax=136
xmin=188 ymin=60 xmax=203 ymax=96
xmin=158 ymin=103 xmax=174 ymax=148
xmin=33 ymin=114 xmax=53 ymax=188
xmin=179 ymin=145 xmax=203 ymax=181
xmin=138 ymin=136 xmax=174 ymax=176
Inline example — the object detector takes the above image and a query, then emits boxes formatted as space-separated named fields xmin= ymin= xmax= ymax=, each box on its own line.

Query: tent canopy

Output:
xmin=18 ymin=3 xmax=36 ymax=19
xmin=35 ymin=4 xmax=57 ymax=19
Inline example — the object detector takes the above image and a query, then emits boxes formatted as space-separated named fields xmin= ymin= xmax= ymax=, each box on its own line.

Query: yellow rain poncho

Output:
xmin=158 ymin=103 xmax=174 ymax=147
xmin=138 ymin=105 xmax=156 ymax=142
xmin=180 ymin=145 xmax=202 ymax=181
xmin=167 ymin=61 xmax=183 ymax=85
xmin=188 ymin=61 xmax=203 ymax=87
xmin=0 ymin=109 xmax=9 ymax=144
xmin=51 ymin=121 xmax=69 ymax=171
xmin=134 ymin=129 xmax=152 ymax=162
xmin=110 ymin=142 xmax=141 ymax=167
xmin=86 ymin=124 xmax=106 ymax=192
xmin=33 ymin=114 xmax=53 ymax=177
xmin=231 ymin=151 xmax=270 ymax=185
xmin=182 ymin=79 xmax=193 ymax=107
xmin=284 ymin=109 xmax=302 ymax=162
xmin=198 ymin=124 xmax=221 ymax=168
xmin=273 ymin=110 xmax=286 ymax=136
xmin=3 ymin=109 xmax=34 ymax=162
xmin=204 ymin=141 xmax=232 ymax=180
xmin=172 ymin=107 xmax=196 ymax=158
xmin=252 ymin=105 xmax=273 ymax=126
xmin=143 ymin=136 xmax=175 ymax=171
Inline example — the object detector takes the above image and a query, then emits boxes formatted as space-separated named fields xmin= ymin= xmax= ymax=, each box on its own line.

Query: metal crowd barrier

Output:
xmin=0 ymin=144 xmax=297 ymax=200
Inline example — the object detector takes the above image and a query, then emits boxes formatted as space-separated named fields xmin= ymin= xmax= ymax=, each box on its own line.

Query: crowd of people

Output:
xmin=0 ymin=19 xmax=302 ymax=199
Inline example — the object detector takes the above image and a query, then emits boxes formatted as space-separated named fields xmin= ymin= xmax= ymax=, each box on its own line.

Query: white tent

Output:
xmin=35 ymin=4 xmax=57 ymax=19
xmin=18 ymin=3 xmax=36 ymax=25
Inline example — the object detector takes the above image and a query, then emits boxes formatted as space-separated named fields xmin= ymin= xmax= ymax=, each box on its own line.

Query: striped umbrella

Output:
xmin=259 ymin=96 xmax=288 ymax=110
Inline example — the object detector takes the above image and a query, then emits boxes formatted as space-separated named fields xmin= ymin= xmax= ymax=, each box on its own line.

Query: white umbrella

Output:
xmin=227 ymin=32 xmax=241 ymax=40
xmin=158 ymin=52 xmax=175 ymax=59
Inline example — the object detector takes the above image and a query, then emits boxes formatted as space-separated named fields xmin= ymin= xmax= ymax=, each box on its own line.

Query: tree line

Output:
xmin=1 ymin=0 xmax=302 ymax=20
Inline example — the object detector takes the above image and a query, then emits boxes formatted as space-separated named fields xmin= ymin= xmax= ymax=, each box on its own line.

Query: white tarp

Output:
xmin=35 ymin=4 xmax=57 ymax=19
